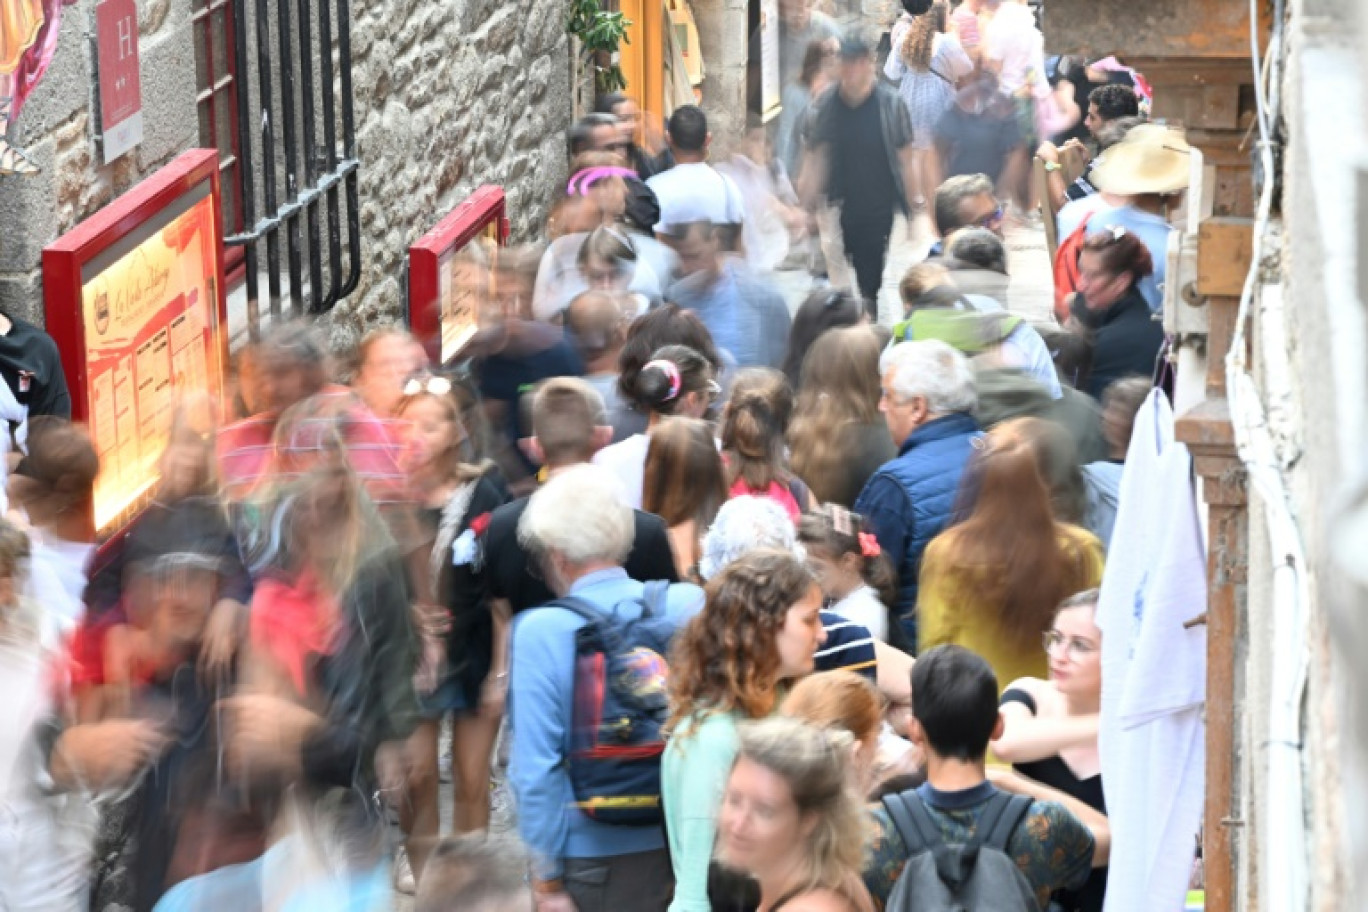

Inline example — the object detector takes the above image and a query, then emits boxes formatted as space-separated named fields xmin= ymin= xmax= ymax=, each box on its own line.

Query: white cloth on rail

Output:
xmin=1097 ymin=390 xmax=1206 ymax=912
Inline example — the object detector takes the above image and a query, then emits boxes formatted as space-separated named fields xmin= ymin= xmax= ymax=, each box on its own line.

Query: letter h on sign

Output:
xmin=96 ymin=0 xmax=144 ymax=164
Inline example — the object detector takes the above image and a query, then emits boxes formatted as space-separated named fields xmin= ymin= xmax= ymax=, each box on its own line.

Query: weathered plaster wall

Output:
xmin=1239 ymin=0 xmax=1367 ymax=907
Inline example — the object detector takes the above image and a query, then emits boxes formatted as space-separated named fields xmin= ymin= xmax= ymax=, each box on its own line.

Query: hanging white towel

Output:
xmin=1098 ymin=390 xmax=1207 ymax=912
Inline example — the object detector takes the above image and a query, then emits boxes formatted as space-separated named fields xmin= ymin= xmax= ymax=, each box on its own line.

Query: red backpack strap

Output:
xmin=1052 ymin=213 xmax=1094 ymax=323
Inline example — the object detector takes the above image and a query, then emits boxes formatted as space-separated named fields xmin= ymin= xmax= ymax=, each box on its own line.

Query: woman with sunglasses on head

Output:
xmin=991 ymin=589 xmax=1109 ymax=912
xmin=393 ymin=375 xmax=509 ymax=889
xmin=1068 ymin=227 xmax=1165 ymax=398
xmin=593 ymin=344 xmax=720 ymax=509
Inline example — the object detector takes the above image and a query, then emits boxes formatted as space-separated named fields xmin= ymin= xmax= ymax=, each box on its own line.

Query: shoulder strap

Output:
xmin=640 ymin=580 xmax=670 ymax=619
xmin=978 ymin=792 xmax=1035 ymax=854
xmin=546 ymin=595 xmax=608 ymax=625
xmin=881 ymin=790 xmax=944 ymax=856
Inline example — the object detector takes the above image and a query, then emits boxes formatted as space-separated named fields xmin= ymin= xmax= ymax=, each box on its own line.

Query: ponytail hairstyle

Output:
xmin=721 ymin=368 xmax=795 ymax=492
xmin=798 ymin=505 xmax=906 ymax=649
xmin=901 ymin=0 xmax=947 ymax=72
xmin=627 ymin=344 xmax=715 ymax=417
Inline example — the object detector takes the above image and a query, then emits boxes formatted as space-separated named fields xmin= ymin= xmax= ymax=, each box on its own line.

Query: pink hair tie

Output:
xmin=566 ymin=166 xmax=638 ymax=196
xmin=858 ymin=532 xmax=881 ymax=559
xmin=643 ymin=359 xmax=683 ymax=401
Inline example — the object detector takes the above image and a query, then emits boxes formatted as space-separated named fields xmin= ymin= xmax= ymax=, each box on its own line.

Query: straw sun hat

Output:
xmin=1091 ymin=123 xmax=1192 ymax=196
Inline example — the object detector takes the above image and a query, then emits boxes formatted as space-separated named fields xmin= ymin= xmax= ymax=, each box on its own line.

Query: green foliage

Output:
xmin=566 ymin=0 xmax=633 ymax=94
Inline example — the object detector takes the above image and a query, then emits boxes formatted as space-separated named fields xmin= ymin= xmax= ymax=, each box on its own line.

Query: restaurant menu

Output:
xmin=80 ymin=190 xmax=222 ymax=532
xmin=436 ymin=221 xmax=500 ymax=363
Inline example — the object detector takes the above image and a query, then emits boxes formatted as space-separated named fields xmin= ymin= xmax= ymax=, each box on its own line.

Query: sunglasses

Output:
xmin=974 ymin=205 xmax=1005 ymax=229
xmin=403 ymin=375 xmax=453 ymax=397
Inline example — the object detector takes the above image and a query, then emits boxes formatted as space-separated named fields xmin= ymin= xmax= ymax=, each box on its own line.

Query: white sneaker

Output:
xmin=393 ymin=847 xmax=416 ymax=895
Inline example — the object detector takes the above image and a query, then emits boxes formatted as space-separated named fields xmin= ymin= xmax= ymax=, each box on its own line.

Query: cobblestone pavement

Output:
xmin=770 ymin=210 xmax=1054 ymax=326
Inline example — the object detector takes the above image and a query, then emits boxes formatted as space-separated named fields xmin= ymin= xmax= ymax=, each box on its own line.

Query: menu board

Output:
xmin=409 ymin=186 xmax=509 ymax=366
xmin=435 ymin=220 xmax=501 ymax=363
xmin=43 ymin=149 xmax=227 ymax=539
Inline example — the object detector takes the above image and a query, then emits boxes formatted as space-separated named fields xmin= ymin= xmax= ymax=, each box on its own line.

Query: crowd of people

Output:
xmin=0 ymin=1 xmax=1201 ymax=910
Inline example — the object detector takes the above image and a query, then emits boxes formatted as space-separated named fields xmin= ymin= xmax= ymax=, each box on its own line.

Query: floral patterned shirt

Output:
xmin=863 ymin=781 xmax=1095 ymax=910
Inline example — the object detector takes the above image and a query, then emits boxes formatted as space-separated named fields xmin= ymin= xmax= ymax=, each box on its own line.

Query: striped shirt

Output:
xmin=816 ymin=610 xmax=878 ymax=679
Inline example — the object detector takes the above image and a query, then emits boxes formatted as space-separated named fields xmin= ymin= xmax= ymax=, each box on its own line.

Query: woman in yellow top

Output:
xmin=916 ymin=427 xmax=1104 ymax=689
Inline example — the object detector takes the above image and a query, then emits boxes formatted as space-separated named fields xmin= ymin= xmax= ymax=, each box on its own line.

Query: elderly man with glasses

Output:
xmin=854 ymin=339 xmax=983 ymax=645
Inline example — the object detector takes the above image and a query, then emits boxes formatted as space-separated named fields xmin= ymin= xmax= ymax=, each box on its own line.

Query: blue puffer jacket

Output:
xmin=853 ymin=412 xmax=982 ymax=641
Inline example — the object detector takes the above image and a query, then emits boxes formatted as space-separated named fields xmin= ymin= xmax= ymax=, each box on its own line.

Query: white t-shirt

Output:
xmin=591 ymin=433 xmax=651 ymax=509
xmin=984 ymin=1 xmax=1047 ymax=97
xmin=646 ymin=163 xmax=746 ymax=236
xmin=829 ymin=585 xmax=889 ymax=643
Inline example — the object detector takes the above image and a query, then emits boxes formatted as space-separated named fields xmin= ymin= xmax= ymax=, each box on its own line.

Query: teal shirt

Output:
xmin=662 ymin=711 xmax=743 ymax=912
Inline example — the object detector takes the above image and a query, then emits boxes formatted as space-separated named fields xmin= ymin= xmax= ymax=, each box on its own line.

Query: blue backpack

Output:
xmin=552 ymin=580 xmax=676 ymax=826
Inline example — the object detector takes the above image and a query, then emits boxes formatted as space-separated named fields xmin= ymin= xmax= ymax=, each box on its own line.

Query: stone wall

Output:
xmin=0 ymin=0 xmax=199 ymax=326
xmin=0 ymin=0 xmax=574 ymax=345
xmin=331 ymin=0 xmax=573 ymax=343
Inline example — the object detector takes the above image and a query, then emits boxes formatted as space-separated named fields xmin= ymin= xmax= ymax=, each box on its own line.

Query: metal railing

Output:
xmin=225 ymin=0 xmax=362 ymax=334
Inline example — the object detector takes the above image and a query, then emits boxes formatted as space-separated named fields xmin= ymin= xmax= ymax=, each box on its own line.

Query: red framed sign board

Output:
xmin=408 ymin=185 xmax=509 ymax=365
xmin=42 ymin=148 xmax=229 ymax=538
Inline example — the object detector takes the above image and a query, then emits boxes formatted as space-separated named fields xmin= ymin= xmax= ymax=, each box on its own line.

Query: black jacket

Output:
xmin=1073 ymin=286 xmax=1165 ymax=399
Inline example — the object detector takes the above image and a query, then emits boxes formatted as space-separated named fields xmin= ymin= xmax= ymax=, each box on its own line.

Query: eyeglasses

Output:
xmin=704 ymin=379 xmax=723 ymax=403
xmin=1042 ymin=630 xmax=1097 ymax=661
xmin=974 ymin=205 xmax=1005 ymax=229
xmin=403 ymin=375 xmax=453 ymax=397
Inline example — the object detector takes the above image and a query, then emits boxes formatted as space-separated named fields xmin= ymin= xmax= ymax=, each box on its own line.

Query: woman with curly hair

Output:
xmin=884 ymin=0 xmax=973 ymax=206
xmin=663 ymin=550 xmax=827 ymax=912
xmin=716 ymin=717 xmax=875 ymax=912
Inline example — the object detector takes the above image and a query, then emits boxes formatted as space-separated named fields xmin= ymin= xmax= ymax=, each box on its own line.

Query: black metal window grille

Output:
xmin=226 ymin=0 xmax=362 ymax=333
xmin=191 ymin=0 xmax=245 ymax=274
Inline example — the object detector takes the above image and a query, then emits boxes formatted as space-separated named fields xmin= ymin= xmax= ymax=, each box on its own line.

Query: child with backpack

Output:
xmin=719 ymin=368 xmax=815 ymax=520
xmin=861 ymin=645 xmax=1110 ymax=911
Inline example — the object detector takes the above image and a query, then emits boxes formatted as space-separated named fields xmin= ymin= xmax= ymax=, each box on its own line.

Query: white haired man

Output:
xmin=854 ymin=340 xmax=982 ymax=646
xmin=509 ymin=464 xmax=705 ymax=912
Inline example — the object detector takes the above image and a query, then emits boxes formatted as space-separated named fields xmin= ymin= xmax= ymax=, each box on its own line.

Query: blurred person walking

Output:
xmin=665 ymin=220 xmax=792 ymax=370
xmin=564 ymin=291 xmax=638 ymax=442
xmin=647 ymin=106 xmax=745 ymax=243
xmin=788 ymin=326 xmax=896 ymax=509
xmin=664 ymin=550 xmax=827 ymax=912
xmin=885 ymin=1 xmax=973 ymax=208
xmin=392 ymin=379 xmax=509 ymax=884
xmin=715 ymin=717 xmax=876 ymax=912
xmin=802 ymin=36 xmax=917 ymax=317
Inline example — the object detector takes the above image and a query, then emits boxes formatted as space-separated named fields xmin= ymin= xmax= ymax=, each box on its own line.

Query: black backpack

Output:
xmin=881 ymin=789 xmax=1042 ymax=912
